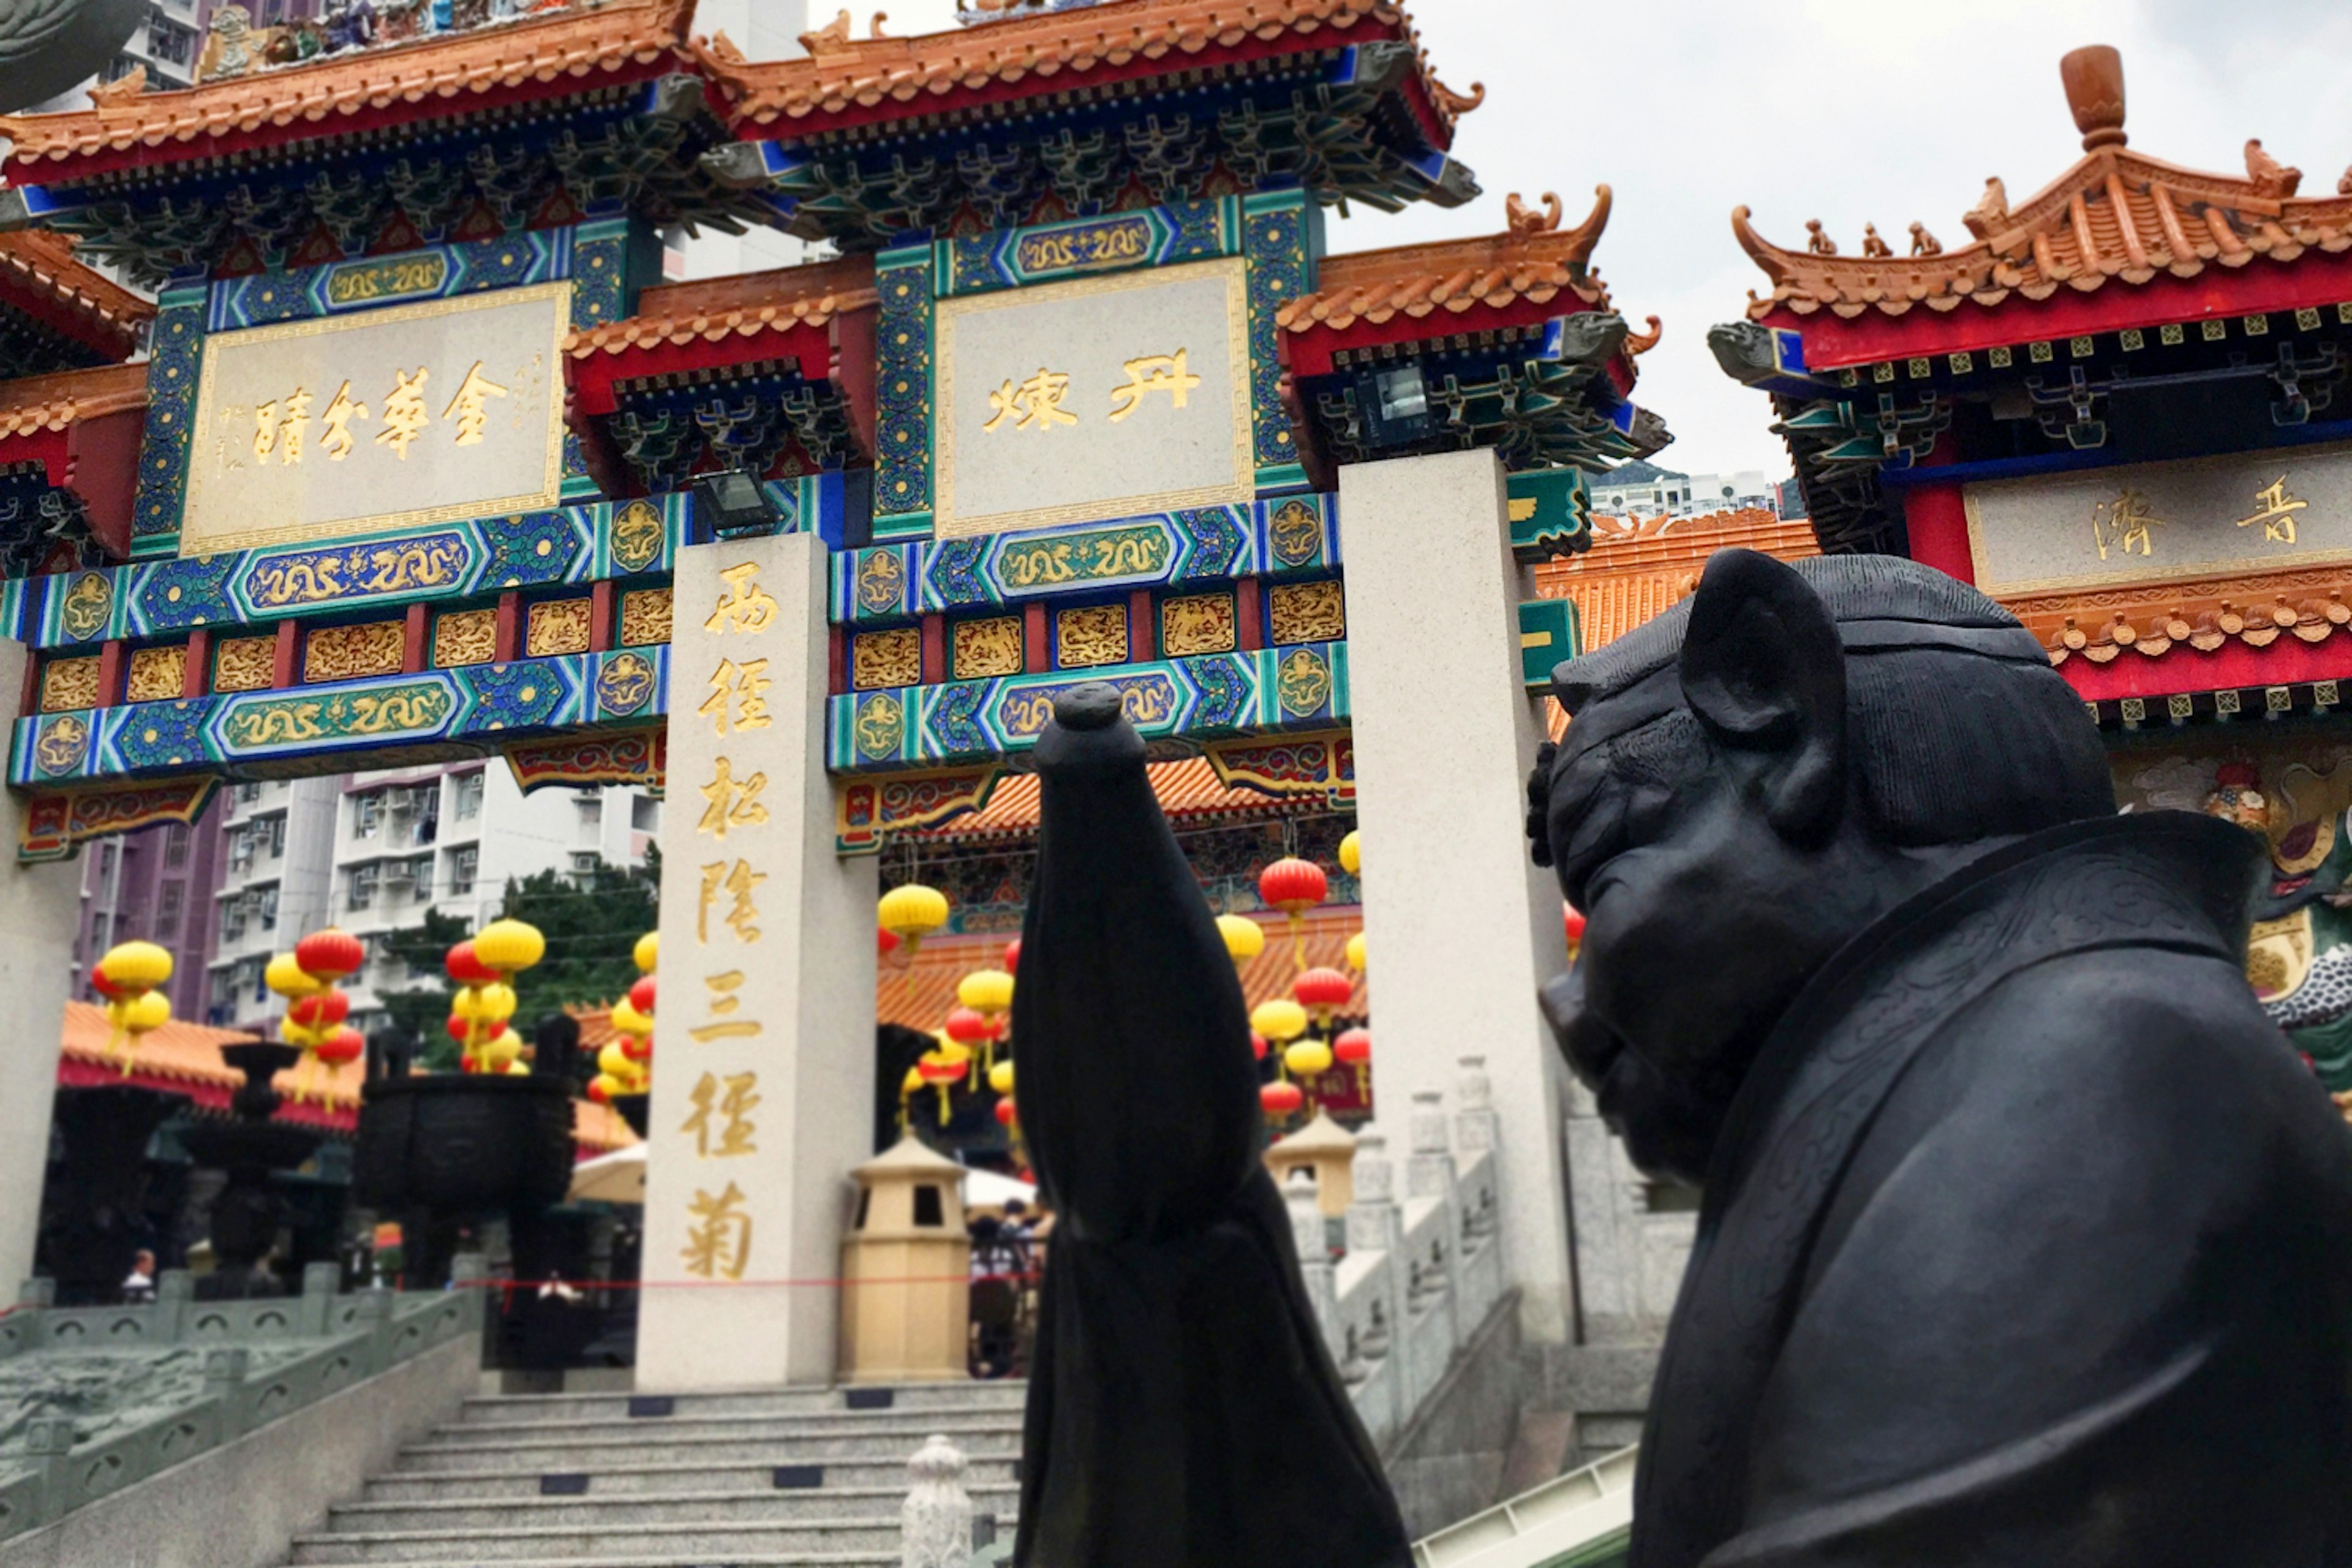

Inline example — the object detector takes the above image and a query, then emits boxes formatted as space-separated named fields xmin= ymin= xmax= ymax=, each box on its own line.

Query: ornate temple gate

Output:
xmin=0 ymin=0 xmax=1670 ymax=1385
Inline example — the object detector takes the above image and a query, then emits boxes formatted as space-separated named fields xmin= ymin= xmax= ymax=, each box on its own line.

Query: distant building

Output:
xmin=1588 ymin=460 xmax=1786 ymax=521
xmin=206 ymin=767 xmax=658 ymax=1031
xmin=71 ymin=804 xmax=226 ymax=1024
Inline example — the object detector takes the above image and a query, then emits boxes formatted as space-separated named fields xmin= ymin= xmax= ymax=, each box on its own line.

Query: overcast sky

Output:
xmin=865 ymin=0 xmax=2352 ymax=476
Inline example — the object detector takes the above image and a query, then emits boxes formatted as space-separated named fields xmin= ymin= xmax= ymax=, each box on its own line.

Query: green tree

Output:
xmin=375 ymin=906 xmax=472 ymax=1069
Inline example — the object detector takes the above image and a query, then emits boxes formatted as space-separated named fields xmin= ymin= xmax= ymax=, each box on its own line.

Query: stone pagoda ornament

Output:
xmin=1526 ymin=550 xmax=2352 ymax=1566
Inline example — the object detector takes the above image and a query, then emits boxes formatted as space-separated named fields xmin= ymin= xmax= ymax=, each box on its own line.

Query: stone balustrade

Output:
xmin=0 ymin=1259 xmax=484 ymax=1545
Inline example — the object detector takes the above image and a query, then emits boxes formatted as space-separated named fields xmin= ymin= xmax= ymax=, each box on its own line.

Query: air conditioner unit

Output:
xmin=388 ymin=788 xmax=415 ymax=813
xmin=383 ymin=861 xmax=414 ymax=884
xmin=569 ymin=851 xmax=600 ymax=873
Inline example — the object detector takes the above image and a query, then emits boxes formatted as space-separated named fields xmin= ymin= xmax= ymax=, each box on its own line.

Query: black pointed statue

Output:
xmin=1012 ymin=684 xmax=1409 ymax=1568
xmin=1528 ymin=549 xmax=2352 ymax=1566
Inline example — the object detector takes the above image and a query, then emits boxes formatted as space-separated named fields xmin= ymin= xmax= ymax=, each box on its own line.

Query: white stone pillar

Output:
xmin=638 ymin=530 xmax=878 ymax=1389
xmin=0 ymin=636 xmax=87 ymax=1295
xmin=1340 ymin=448 xmax=1576 ymax=1345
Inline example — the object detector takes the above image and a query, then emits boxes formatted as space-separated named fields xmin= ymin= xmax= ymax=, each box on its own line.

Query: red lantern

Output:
xmin=445 ymin=941 xmax=499 ymax=986
xmin=90 ymin=970 xmax=123 ymax=1001
xmin=290 ymin=990 xmax=351 ymax=1030
xmin=993 ymin=1096 xmax=1017 ymax=1127
xmin=1251 ymin=1031 xmax=1269 ymax=1062
xmin=586 ymin=1077 xmax=610 ymax=1102
xmin=1333 ymin=1027 xmax=1372 ymax=1066
xmin=1259 ymin=1080 xmax=1305 ymax=1117
xmin=295 ymin=929 xmax=365 ymax=981
xmin=628 ymin=975 xmax=657 ymax=1014
xmin=619 ymin=1033 xmax=652 ymax=1063
xmin=1564 ymin=905 xmax=1586 ymax=951
xmin=1003 ymin=938 xmax=1022 ymax=974
xmin=445 ymin=1015 xmax=470 ymax=1043
xmin=314 ymin=1027 xmax=364 ymax=1065
xmin=1292 ymin=967 xmax=1352 ymax=1012
xmin=1257 ymin=857 xmax=1328 ymax=915
xmin=944 ymin=1006 xmax=992 ymax=1046
xmin=917 ymin=1055 xmax=965 ymax=1086
xmin=878 ymin=927 xmax=902 ymax=959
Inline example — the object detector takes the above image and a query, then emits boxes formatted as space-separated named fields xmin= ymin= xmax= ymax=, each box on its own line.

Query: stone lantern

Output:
xmin=1265 ymin=1109 xmax=1357 ymax=1216
xmin=840 ymin=1135 xmax=971 ymax=1384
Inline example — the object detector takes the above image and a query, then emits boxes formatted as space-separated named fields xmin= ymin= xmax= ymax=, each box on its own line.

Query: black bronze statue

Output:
xmin=1011 ymin=684 xmax=1409 ymax=1568
xmin=1528 ymin=549 xmax=2352 ymax=1566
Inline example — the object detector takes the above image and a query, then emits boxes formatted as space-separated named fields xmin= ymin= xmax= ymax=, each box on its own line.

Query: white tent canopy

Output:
xmin=565 ymin=1143 xmax=1035 ymax=1211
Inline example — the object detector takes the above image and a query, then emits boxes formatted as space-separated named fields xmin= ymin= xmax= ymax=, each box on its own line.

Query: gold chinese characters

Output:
xmin=984 ymin=349 xmax=1199 ymax=434
xmin=243 ymin=359 xmax=511 ymax=465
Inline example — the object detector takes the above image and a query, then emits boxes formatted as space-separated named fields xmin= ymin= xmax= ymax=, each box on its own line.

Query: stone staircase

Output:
xmin=284 ymin=1382 xmax=1027 ymax=1566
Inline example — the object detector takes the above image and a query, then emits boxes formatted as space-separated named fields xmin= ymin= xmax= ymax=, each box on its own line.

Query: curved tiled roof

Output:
xmin=1277 ymin=186 xmax=1613 ymax=335
xmin=0 ymin=232 xmax=153 ymax=360
xmin=0 ymin=0 xmax=694 ymax=170
xmin=565 ymin=255 xmax=878 ymax=360
xmin=1735 ymin=46 xmax=2352 ymax=322
xmin=2019 ymin=571 xmax=2352 ymax=669
xmin=1534 ymin=507 xmax=1818 ymax=650
xmin=919 ymin=756 xmax=1305 ymax=842
xmin=0 ymin=363 xmax=149 ymax=439
xmin=702 ymin=0 xmax=1465 ymax=136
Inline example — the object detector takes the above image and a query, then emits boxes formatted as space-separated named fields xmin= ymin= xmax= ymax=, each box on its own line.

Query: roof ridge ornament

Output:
xmin=2060 ymin=43 xmax=2126 ymax=152
xmin=2245 ymin=138 xmax=2302 ymax=199
xmin=1507 ymin=190 xmax=1562 ymax=235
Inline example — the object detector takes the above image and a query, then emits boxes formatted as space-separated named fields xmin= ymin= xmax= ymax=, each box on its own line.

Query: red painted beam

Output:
xmin=589 ymin=580 xmax=617 ymax=653
xmin=1763 ymin=251 xmax=2352 ymax=371
xmin=401 ymin=603 xmax=429 ymax=673
xmin=182 ymin=629 xmax=210 ymax=698
xmin=1128 ymin=587 xmax=1155 ymax=662
xmin=494 ymin=592 xmax=522 ymax=663
xmin=919 ymin=612 xmax=945 ymax=684
xmin=2059 ymin=634 xmax=2352 ymax=703
xmin=1022 ymin=602 xmax=1049 ymax=674
xmin=1235 ymin=578 xmax=1264 ymax=652
xmin=273 ymin=620 xmax=299 ymax=688
xmin=92 ymin=640 xmax=122 ymax=707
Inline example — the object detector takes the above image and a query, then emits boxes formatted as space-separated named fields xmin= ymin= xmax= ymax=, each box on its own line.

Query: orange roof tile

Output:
xmin=57 ymin=998 xmax=361 ymax=1112
xmin=919 ymin=756 xmax=1306 ymax=842
xmin=0 ymin=363 xmax=149 ymax=439
xmin=0 ymin=0 xmax=694 ymax=170
xmin=1278 ymin=187 xmax=1615 ymax=336
xmin=565 ymin=255 xmax=878 ymax=360
xmin=0 ymin=232 xmax=153 ymax=359
xmin=1535 ymin=507 xmax=1817 ymax=650
xmin=1736 ymin=47 xmax=2352 ymax=323
xmin=701 ymin=0 xmax=1467 ymax=137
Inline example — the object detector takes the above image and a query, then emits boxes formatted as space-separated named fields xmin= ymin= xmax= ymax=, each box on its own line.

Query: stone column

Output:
xmin=1339 ymin=448 xmax=1576 ymax=1344
xmin=638 ymin=530 xmax=879 ymax=1390
xmin=0 ymin=636 xmax=90 ymax=1297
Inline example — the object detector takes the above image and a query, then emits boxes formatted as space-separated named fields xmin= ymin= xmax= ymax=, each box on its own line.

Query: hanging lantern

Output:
xmin=994 ymin=1096 xmax=1018 ymax=1127
xmin=445 ymin=941 xmax=499 ymax=986
xmin=287 ymin=990 xmax=351 ymax=1031
xmin=294 ymin=929 xmax=364 ymax=982
xmin=1259 ymin=1080 xmax=1305 ymax=1118
xmin=97 ymin=941 xmax=174 ymax=1077
xmin=475 ymin=984 xmax=518 ymax=1024
xmin=1292 ymin=967 xmax=1353 ymax=1020
xmin=958 ymin=969 xmax=1014 ymax=1017
xmin=1250 ymin=998 xmax=1308 ymax=1046
xmin=634 ymin=931 xmax=660 ymax=974
xmin=878 ymin=883 xmax=951 ymax=956
xmin=445 ymin=1014 xmax=471 ymax=1043
xmin=586 ymin=1075 xmax=614 ymax=1103
xmin=1251 ymin=1030 xmax=1269 ymax=1062
xmin=620 ymin=1031 xmax=652 ymax=1063
xmin=1346 ymin=930 xmax=1367 ymax=975
xmin=1257 ymin=858 xmax=1326 ymax=971
xmin=609 ymin=999 xmax=652 ymax=1038
xmin=264 ymin=952 xmax=322 ymax=999
xmin=916 ymin=1050 xmax=964 ymax=1125
xmin=1216 ymin=914 xmax=1266 ymax=967
xmin=1338 ymin=830 xmax=1362 ymax=877
xmin=89 ymin=969 xmax=123 ymax=1001
xmin=628 ymin=975 xmax=657 ymax=1014
xmin=944 ymin=1006 xmax=993 ymax=1046
xmin=987 ymin=1060 xmax=1015 ymax=1095
xmin=1284 ymin=1039 xmax=1334 ymax=1079
xmin=315 ymin=1027 xmax=364 ymax=1066
xmin=1003 ymin=937 xmax=1022 ymax=974
xmin=1335 ymin=1026 xmax=1373 ymax=1097
xmin=101 ymin=941 xmax=173 ymax=993
xmin=879 ymin=927 xmax=902 ymax=960
xmin=473 ymin=919 xmax=546 ymax=976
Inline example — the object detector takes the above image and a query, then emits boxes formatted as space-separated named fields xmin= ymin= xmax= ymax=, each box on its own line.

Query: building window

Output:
xmin=235 ymin=782 xmax=261 ymax=805
xmin=630 ymin=795 xmax=660 ymax=832
xmin=453 ymin=772 xmax=484 ymax=821
xmin=268 ymin=815 xmax=286 ymax=858
xmin=258 ymin=886 xmax=279 ymax=930
xmin=164 ymin=821 xmax=190 ymax=867
xmin=450 ymin=846 xmax=478 ymax=896
xmin=348 ymin=865 xmax=377 ymax=910
xmin=156 ymin=880 xmax=184 ymax=940
xmin=353 ymin=792 xmax=383 ymax=839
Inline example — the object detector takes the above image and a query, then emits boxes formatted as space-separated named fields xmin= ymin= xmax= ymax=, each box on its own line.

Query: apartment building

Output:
xmin=71 ymin=803 xmax=227 ymax=1023
xmin=1588 ymin=462 xmax=1787 ymax=522
xmin=209 ymin=779 xmax=339 ymax=1028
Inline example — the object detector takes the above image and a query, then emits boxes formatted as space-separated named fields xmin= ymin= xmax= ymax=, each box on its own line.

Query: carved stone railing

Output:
xmin=0 ymin=1259 xmax=484 ymax=1545
xmin=1295 ymin=1056 xmax=1508 ymax=1451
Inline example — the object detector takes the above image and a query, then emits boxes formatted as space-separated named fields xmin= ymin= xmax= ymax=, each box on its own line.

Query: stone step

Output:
xmin=429 ymin=1406 xmax=1026 ymax=1445
xmin=328 ymin=1483 xmax=1020 ymax=1532
xmin=394 ymin=1428 xmax=1023 ymax=1473
xmin=363 ymin=1455 xmax=1019 ymax=1501
xmin=458 ymin=1384 xmax=1027 ymax=1426
xmin=288 ymin=1518 xmax=919 ymax=1563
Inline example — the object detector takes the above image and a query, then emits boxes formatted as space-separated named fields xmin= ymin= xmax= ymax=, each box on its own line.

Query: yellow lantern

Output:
xmin=609 ymin=1000 xmax=651 ymax=1038
xmin=1216 ymin=914 xmax=1266 ymax=965
xmin=1338 ymin=830 xmax=1362 ymax=877
xmin=988 ymin=1060 xmax=1015 ymax=1095
xmin=481 ymin=1032 xmax=524 ymax=1074
xmin=1251 ymin=998 xmax=1308 ymax=1044
xmin=265 ymin=952 xmax=322 ymax=998
xmin=597 ymin=1041 xmax=632 ymax=1077
xmin=878 ymin=883 xmax=950 ymax=954
xmin=633 ymin=930 xmax=660 ymax=974
xmin=1284 ymin=1039 xmax=1334 ymax=1077
xmin=450 ymin=985 xmax=486 ymax=1022
xmin=100 ymin=940 xmax=173 ymax=992
xmin=1346 ymin=930 xmax=1367 ymax=974
xmin=473 ymin=919 xmax=545 ymax=976
xmin=958 ymin=969 xmax=1015 ymax=1016
xmin=475 ymin=983 xmax=518 ymax=1024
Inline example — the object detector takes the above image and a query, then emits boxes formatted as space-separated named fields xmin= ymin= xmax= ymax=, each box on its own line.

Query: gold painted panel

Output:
xmin=433 ymin=608 xmax=497 ymax=668
xmin=526 ymin=597 xmax=594 ymax=658
xmin=851 ymin=627 xmax=922 ymax=690
xmin=934 ymin=256 xmax=1254 ymax=538
xmin=1160 ymin=593 xmax=1237 ymax=657
xmin=214 ymin=636 xmax=277 ymax=693
xmin=40 ymin=657 xmax=100 ymax=713
xmin=125 ymin=646 xmax=187 ymax=704
xmin=303 ymin=620 xmax=405 ymax=684
xmin=181 ymin=281 xmax=572 ymax=552
xmin=619 ymin=587 xmax=673 ymax=647
xmin=1056 ymin=603 xmax=1129 ymax=669
xmin=952 ymin=615 xmax=1024 ymax=679
xmin=1269 ymin=579 xmax=1346 ymax=646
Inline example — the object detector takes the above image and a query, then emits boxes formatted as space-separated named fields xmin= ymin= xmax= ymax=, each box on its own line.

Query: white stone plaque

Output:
xmin=934 ymin=256 xmax=1253 ymax=539
xmin=180 ymin=281 xmax=571 ymax=552
xmin=1965 ymin=441 xmax=2352 ymax=595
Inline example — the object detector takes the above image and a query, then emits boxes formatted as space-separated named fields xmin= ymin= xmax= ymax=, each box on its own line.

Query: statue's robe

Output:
xmin=1637 ymin=812 xmax=2352 ymax=1568
xmin=1010 ymin=694 xmax=1409 ymax=1568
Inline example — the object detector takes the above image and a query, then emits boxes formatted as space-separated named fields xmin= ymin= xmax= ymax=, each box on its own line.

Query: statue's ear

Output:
xmin=1678 ymin=549 xmax=1845 ymax=843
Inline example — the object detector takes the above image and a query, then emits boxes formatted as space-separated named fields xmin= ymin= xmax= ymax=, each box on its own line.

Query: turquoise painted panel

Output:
xmin=939 ymin=199 xmax=1238 ymax=296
